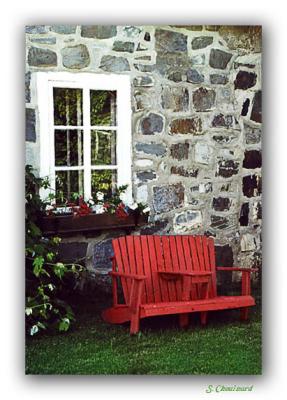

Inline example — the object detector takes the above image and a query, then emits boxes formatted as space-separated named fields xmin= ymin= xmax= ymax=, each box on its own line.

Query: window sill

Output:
xmin=38 ymin=212 xmax=149 ymax=236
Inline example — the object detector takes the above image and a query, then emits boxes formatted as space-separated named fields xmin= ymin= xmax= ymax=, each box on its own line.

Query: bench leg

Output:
xmin=130 ymin=314 xmax=140 ymax=334
xmin=200 ymin=311 xmax=208 ymax=326
xmin=240 ymin=307 xmax=249 ymax=321
xmin=179 ymin=313 xmax=189 ymax=328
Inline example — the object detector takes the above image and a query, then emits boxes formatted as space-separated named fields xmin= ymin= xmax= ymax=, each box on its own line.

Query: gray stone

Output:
xmin=244 ymin=124 xmax=261 ymax=144
xmin=241 ymin=99 xmax=250 ymax=116
xmin=153 ymin=183 xmax=184 ymax=213
xmin=113 ymin=41 xmax=135 ymax=53
xmin=212 ymin=114 xmax=234 ymax=128
xmin=218 ymin=26 xmax=261 ymax=53
xmin=174 ymin=210 xmax=202 ymax=232
xmin=210 ymin=74 xmax=228 ymax=84
xmin=171 ymin=166 xmax=199 ymax=178
xmin=234 ymin=71 xmax=257 ymax=90
xmin=133 ymin=76 xmax=154 ymax=87
xmin=134 ymin=64 xmax=155 ymax=73
xmin=243 ymin=150 xmax=262 ymax=169
xmin=26 ymin=25 xmax=49 ymax=34
xmin=212 ymin=133 xmax=238 ymax=145
xmin=161 ymin=87 xmax=189 ymax=112
xmin=123 ymin=26 xmax=142 ymax=38
xmin=93 ymin=238 xmax=114 ymax=271
xmin=100 ymin=55 xmax=130 ymax=72
xmin=135 ymin=143 xmax=166 ymax=157
xmin=170 ymin=143 xmax=189 ymax=160
xmin=140 ymin=113 xmax=164 ymax=135
xmin=212 ymin=197 xmax=231 ymax=211
xmin=26 ymin=108 xmax=36 ymax=142
xmin=190 ymin=54 xmax=205 ymax=66
xmin=155 ymin=53 xmax=189 ymax=77
xmin=192 ymin=87 xmax=216 ymax=111
xmin=243 ymin=174 xmax=262 ymax=197
xmin=250 ymin=91 xmax=262 ymax=123
xmin=209 ymin=49 xmax=232 ymax=69
xmin=167 ymin=71 xmax=183 ymax=82
xmin=136 ymin=171 xmax=156 ymax=182
xmin=30 ymin=37 xmax=56 ymax=44
xmin=61 ymin=44 xmax=90 ymax=69
xmin=170 ymin=25 xmax=203 ymax=31
xmin=210 ymin=215 xmax=229 ymax=229
xmin=140 ymin=220 xmax=168 ymax=235
xmin=25 ymin=72 xmax=31 ymax=103
xmin=51 ymin=25 xmax=77 ymax=34
xmin=239 ymin=203 xmax=249 ymax=226
xmin=81 ymin=25 xmax=117 ymax=39
xmin=191 ymin=36 xmax=213 ymax=49
xmin=144 ymin=32 xmax=151 ymax=41
xmin=187 ymin=69 xmax=204 ymax=83
xmin=58 ymin=242 xmax=88 ymax=263
xmin=155 ymin=29 xmax=187 ymax=52
xmin=170 ymin=117 xmax=202 ymax=135
xmin=216 ymin=160 xmax=239 ymax=178
xmin=28 ymin=47 xmax=57 ymax=67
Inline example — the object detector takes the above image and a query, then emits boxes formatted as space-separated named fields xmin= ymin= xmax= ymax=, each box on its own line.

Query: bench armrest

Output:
xmin=216 ymin=267 xmax=258 ymax=272
xmin=109 ymin=271 xmax=147 ymax=281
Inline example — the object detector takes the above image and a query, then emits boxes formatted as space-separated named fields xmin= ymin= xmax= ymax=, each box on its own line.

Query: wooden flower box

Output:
xmin=39 ymin=212 xmax=149 ymax=236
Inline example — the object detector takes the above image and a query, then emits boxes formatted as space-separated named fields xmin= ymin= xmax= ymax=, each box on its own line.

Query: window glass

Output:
xmin=91 ymin=170 xmax=117 ymax=198
xmin=91 ymin=130 xmax=116 ymax=166
xmin=55 ymin=170 xmax=84 ymax=204
xmin=54 ymin=129 xmax=83 ymax=167
xmin=90 ymin=90 xmax=117 ymax=126
xmin=53 ymin=88 xmax=83 ymax=126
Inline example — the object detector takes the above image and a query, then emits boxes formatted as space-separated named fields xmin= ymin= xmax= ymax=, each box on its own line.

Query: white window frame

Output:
xmin=36 ymin=71 xmax=132 ymax=205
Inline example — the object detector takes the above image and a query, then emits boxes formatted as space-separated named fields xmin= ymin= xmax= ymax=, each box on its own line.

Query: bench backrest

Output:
xmin=112 ymin=235 xmax=217 ymax=305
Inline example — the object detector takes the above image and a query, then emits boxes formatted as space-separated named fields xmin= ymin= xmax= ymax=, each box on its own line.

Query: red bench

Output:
xmin=102 ymin=235 xmax=258 ymax=334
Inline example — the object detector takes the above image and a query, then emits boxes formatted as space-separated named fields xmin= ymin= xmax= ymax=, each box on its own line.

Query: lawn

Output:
xmin=25 ymin=292 xmax=262 ymax=375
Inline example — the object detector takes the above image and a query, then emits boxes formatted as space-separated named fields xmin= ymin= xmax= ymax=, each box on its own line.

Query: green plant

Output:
xmin=25 ymin=165 xmax=85 ymax=336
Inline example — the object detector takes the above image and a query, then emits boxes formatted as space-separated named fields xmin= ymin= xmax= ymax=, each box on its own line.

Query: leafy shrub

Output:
xmin=25 ymin=165 xmax=85 ymax=336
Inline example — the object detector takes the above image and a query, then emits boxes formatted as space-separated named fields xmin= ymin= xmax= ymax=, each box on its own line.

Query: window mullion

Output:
xmin=83 ymin=86 xmax=91 ymax=200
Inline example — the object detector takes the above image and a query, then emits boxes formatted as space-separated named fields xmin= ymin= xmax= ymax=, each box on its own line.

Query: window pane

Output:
xmin=91 ymin=130 xmax=116 ymax=165
xmin=55 ymin=170 xmax=84 ymax=205
xmin=91 ymin=170 xmax=117 ymax=198
xmin=55 ymin=130 xmax=83 ymax=167
xmin=53 ymin=88 xmax=83 ymax=126
xmin=90 ymin=90 xmax=117 ymax=126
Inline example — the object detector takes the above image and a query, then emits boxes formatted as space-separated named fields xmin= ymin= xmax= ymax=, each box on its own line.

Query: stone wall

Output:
xmin=25 ymin=25 xmax=262 ymax=287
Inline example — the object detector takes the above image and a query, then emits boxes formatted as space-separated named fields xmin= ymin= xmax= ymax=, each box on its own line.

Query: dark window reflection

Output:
xmin=55 ymin=170 xmax=84 ymax=205
xmin=90 ymin=90 xmax=117 ymax=126
xmin=91 ymin=170 xmax=117 ymax=198
xmin=91 ymin=130 xmax=116 ymax=165
xmin=55 ymin=130 xmax=83 ymax=167
xmin=53 ymin=88 xmax=83 ymax=126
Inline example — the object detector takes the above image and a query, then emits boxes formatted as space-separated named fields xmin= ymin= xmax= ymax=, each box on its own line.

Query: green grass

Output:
xmin=25 ymin=294 xmax=262 ymax=375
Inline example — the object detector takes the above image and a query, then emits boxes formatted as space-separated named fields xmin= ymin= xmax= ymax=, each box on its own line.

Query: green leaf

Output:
xmin=46 ymin=252 xmax=55 ymax=262
xmin=33 ymin=256 xmax=44 ymax=277
xmin=59 ymin=317 xmax=70 ymax=332
xmin=53 ymin=262 xmax=66 ymax=278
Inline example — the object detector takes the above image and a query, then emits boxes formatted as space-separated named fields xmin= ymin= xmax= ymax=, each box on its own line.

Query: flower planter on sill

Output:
xmin=38 ymin=212 xmax=149 ymax=236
